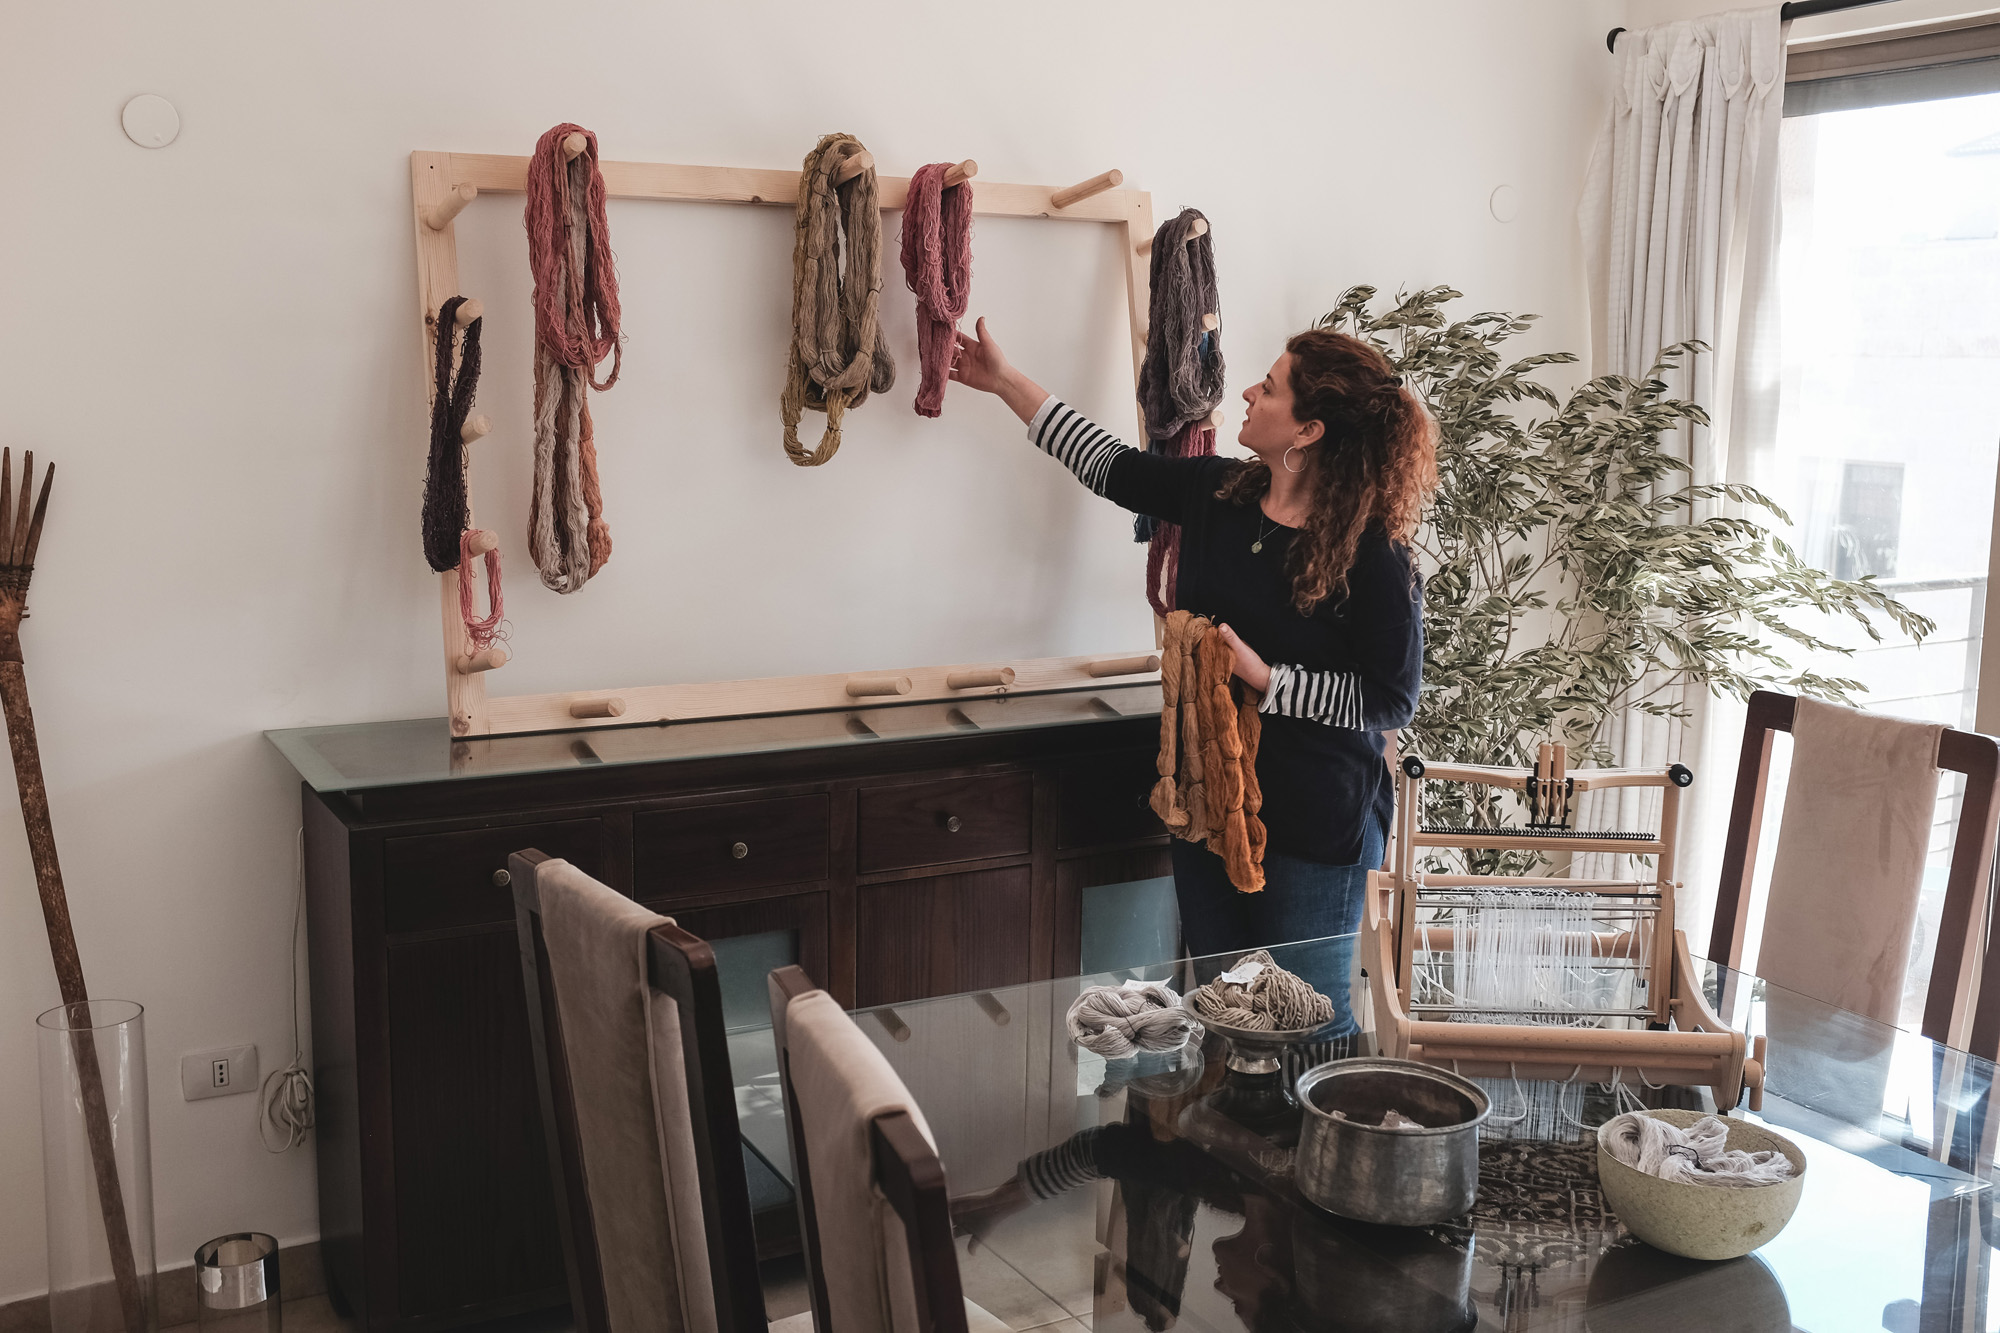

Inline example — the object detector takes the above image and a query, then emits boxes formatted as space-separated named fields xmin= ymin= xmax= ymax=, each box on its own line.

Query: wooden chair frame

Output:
xmin=511 ymin=848 xmax=768 ymax=1333
xmin=768 ymin=964 xmax=970 ymax=1333
xmin=1707 ymin=689 xmax=2000 ymax=1052
xmin=412 ymin=148 xmax=1163 ymax=739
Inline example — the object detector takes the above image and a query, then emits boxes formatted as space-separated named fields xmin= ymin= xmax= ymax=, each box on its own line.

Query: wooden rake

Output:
xmin=0 ymin=451 xmax=147 ymax=1332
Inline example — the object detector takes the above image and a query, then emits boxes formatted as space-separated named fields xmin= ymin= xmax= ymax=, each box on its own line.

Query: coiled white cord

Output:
xmin=262 ymin=829 xmax=315 ymax=1153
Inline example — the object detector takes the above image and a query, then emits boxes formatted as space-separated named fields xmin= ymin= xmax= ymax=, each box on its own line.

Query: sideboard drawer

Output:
xmin=383 ymin=819 xmax=604 ymax=936
xmin=634 ymin=794 xmax=830 ymax=899
xmin=858 ymin=773 xmax=1032 ymax=873
xmin=1059 ymin=751 xmax=1165 ymax=849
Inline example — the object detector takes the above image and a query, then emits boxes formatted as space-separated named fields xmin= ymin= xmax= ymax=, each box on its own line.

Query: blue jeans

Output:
xmin=1171 ymin=817 xmax=1384 ymax=1034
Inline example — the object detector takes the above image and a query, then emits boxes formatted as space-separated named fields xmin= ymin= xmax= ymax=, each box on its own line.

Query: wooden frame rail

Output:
xmin=412 ymin=148 xmax=1161 ymax=738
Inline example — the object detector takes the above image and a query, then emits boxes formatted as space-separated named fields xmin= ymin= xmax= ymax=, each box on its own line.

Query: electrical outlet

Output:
xmin=181 ymin=1045 xmax=257 ymax=1102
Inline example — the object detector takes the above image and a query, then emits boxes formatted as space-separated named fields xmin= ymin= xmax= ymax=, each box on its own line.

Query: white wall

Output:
xmin=0 ymin=0 xmax=1622 ymax=1298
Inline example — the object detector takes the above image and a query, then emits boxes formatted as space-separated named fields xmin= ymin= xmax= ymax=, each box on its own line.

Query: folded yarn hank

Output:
xmin=899 ymin=162 xmax=972 ymax=418
xmin=1601 ymin=1112 xmax=1796 ymax=1188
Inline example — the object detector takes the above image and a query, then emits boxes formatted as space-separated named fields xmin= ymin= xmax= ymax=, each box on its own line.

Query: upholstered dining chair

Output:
xmin=1708 ymin=690 xmax=2000 ymax=1052
xmin=511 ymin=848 xmax=784 ymax=1333
xmin=767 ymin=965 xmax=1010 ymax=1333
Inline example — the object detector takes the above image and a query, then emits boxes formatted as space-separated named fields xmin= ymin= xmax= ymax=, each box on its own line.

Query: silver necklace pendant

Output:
xmin=1251 ymin=539 xmax=1263 ymax=553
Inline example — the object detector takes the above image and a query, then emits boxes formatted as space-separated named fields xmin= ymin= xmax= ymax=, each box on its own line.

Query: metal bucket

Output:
xmin=1294 ymin=1059 xmax=1488 ymax=1226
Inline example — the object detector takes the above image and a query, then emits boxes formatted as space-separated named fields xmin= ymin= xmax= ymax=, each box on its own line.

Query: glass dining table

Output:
xmin=729 ymin=939 xmax=1998 ymax=1332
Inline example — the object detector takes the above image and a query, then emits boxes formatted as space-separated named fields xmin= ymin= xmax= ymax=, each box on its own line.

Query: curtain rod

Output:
xmin=1607 ymin=0 xmax=1900 ymax=52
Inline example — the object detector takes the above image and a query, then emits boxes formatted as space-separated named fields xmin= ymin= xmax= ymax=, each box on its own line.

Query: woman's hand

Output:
xmin=1215 ymin=624 xmax=1272 ymax=694
xmin=950 ymin=318 xmax=1050 ymax=423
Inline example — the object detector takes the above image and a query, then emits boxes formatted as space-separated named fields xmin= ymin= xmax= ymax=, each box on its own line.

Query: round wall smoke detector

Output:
xmin=121 ymin=94 xmax=180 ymax=149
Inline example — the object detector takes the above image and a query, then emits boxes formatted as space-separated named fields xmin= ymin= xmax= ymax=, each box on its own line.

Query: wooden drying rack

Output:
xmin=412 ymin=142 xmax=1176 ymax=737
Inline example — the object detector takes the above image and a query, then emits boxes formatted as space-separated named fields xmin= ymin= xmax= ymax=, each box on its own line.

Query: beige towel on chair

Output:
xmin=540 ymin=860 xmax=716 ymax=1333
xmin=1757 ymin=697 xmax=1942 ymax=1025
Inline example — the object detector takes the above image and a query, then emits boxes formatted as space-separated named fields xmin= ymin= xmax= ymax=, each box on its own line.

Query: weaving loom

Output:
xmin=1362 ymin=746 xmax=1766 ymax=1136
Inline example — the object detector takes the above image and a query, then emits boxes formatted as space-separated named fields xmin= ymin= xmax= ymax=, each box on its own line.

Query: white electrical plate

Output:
xmin=181 ymin=1045 xmax=257 ymax=1101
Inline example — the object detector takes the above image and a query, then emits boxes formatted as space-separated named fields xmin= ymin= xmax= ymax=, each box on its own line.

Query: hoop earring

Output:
xmin=1282 ymin=445 xmax=1306 ymax=474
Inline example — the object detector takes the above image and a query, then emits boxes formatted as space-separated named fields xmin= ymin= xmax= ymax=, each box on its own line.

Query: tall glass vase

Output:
xmin=37 ymin=1000 xmax=159 ymax=1333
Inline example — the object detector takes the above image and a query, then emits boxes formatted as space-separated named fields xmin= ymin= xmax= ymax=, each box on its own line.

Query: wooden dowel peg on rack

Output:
xmin=460 ymin=415 xmax=492 ymax=444
xmin=945 ymin=667 xmax=1015 ymax=690
xmin=973 ymin=992 xmax=1012 ymax=1027
xmin=943 ymin=160 xmax=978 ymax=188
xmin=845 ymin=675 xmax=913 ymax=698
xmin=874 ymin=1008 xmax=911 ymax=1042
xmin=562 ymin=132 xmax=588 ymax=161
xmin=568 ymin=696 xmax=626 ymax=719
xmin=1085 ymin=654 xmax=1160 ymax=678
xmin=453 ymin=299 xmax=484 ymax=327
xmin=1051 ymin=169 xmax=1123 ymax=209
xmin=1201 ymin=313 xmax=1219 ymax=332
xmin=464 ymin=529 xmax=499 ymax=556
xmin=457 ymin=647 xmax=508 ymax=675
xmin=833 ymin=149 xmax=876 ymax=185
xmin=1136 ymin=216 xmax=1207 ymax=255
xmin=424 ymin=183 xmax=478 ymax=231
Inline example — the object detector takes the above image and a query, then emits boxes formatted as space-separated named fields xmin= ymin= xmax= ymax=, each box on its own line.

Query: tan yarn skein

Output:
xmin=1149 ymin=611 xmax=1194 ymax=830
xmin=781 ymin=134 xmax=896 ymax=466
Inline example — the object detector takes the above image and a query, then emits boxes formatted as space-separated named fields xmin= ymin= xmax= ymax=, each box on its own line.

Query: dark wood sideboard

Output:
xmin=275 ymin=686 xmax=1168 ymax=1331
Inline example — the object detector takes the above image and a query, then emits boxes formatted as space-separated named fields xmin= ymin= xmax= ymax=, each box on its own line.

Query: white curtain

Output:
xmin=1576 ymin=7 xmax=1787 ymax=940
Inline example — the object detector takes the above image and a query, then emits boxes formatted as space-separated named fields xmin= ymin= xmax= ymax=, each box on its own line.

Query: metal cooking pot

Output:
xmin=1294 ymin=1059 xmax=1489 ymax=1226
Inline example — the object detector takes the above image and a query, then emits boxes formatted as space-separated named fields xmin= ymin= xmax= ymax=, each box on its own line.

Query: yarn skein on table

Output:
xmin=782 ymin=133 xmax=896 ymax=466
xmin=900 ymin=162 xmax=972 ymax=418
xmin=525 ymin=124 xmax=621 ymax=593
xmin=1134 ymin=209 xmax=1223 ymax=612
xmin=422 ymin=294 xmax=482 ymax=573
xmin=1190 ymin=950 xmax=1335 ymax=1032
xmin=1066 ymin=980 xmax=1197 ymax=1058
xmin=1149 ymin=611 xmax=1266 ymax=892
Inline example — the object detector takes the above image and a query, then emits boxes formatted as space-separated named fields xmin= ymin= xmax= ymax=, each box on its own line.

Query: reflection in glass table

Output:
xmin=736 ymin=940 xmax=1996 ymax=1332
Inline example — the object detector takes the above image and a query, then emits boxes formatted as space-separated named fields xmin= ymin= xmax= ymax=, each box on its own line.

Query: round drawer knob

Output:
xmin=731 ymin=841 xmax=750 ymax=860
xmin=945 ymin=815 xmax=963 ymax=833
xmin=491 ymin=868 xmax=511 ymax=888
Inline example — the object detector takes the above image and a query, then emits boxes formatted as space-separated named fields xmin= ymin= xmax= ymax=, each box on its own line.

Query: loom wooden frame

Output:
xmin=1365 ymin=759 xmax=1767 ymax=1111
xmin=411 ymin=149 xmax=1161 ymax=738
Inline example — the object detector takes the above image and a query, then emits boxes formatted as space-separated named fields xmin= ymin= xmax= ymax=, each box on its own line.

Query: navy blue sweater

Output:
xmin=1030 ymin=399 xmax=1422 ymax=865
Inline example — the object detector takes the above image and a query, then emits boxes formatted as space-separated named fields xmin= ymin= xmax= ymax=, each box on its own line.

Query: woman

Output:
xmin=951 ymin=319 xmax=1436 ymax=1025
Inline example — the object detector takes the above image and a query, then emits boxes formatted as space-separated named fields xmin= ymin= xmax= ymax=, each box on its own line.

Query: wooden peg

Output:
xmin=845 ymin=675 xmax=913 ymax=698
xmin=464 ymin=529 xmax=499 ymax=557
xmin=943 ymin=159 xmax=978 ymax=188
xmin=946 ymin=667 xmax=1015 ymax=690
xmin=453 ymin=299 xmax=484 ymax=327
xmin=424 ymin=183 xmax=478 ymax=231
xmin=1051 ymin=169 xmax=1123 ymax=209
xmin=568 ymin=697 xmax=627 ymax=719
xmin=460 ymin=415 xmax=492 ymax=444
xmin=456 ymin=647 xmax=508 ymax=674
xmin=874 ymin=1008 xmax=911 ymax=1043
xmin=1201 ymin=313 xmax=1219 ymax=333
xmin=1085 ymin=655 xmax=1161 ymax=678
xmin=833 ymin=149 xmax=876 ymax=186
xmin=1207 ymin=406 xmax=1225 ymax=429
xmin=562 ymin=132 xmax=588 ymax=161
xmin=1136 ymin=216 xmax=1208 ymax=256
xmin=973 ymin=992 xmax=1012 ymax=1027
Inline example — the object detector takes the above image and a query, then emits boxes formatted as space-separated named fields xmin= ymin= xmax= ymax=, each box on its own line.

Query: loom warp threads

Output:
xmin=1189 ymin=950 xmax=1334 ymax=1032
xmin=782 ymin=134 xmax=896 ymax=466
xmin=1065 ymin=980 xmax=1195 ymax=1058
xmin=900 ymin=162 xmax=972 ymax=418
xmin=422 ymin=295 xmax=482 ymax=573
xmin=525 ymin=123 xmax=621 ymax=593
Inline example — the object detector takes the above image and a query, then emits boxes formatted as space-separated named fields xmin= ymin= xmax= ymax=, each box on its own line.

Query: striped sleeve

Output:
xmin=1027 ymin=397 xmax=1131 ymax=497
xmin=1258 ymin=663 xmax=1368 ymax=729
xmin=1019 ymin=1126 xmax=1108 ymax=1200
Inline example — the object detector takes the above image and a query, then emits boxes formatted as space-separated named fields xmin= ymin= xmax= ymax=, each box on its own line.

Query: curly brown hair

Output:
xmin=1215 ymin=329 xmax=1438 ymax=614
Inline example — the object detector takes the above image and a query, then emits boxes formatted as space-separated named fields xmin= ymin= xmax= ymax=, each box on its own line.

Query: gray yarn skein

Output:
xmin=1066 ymin=980 xmax=1197 ymax=1058
xmin=1135 ymin=208 xmax=1225 ymax=441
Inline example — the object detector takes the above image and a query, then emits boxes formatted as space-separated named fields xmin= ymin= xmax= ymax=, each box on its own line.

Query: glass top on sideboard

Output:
xmin=265 ymin=682 xmax=1164 ymax=792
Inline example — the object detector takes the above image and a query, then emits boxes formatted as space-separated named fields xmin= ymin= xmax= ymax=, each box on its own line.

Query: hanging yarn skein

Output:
xmin=459 ymin=530 xmax=505 ymax=652
xmin=525 ymin=124 xmax=621 ymax=593
xmin=781 ymin=134 xmax=896 ymax=466
xmin=422 ymin=295 xmax=482 ymax=573
xmin=899 ymin=162 xmax=972 ymax=418
xmin=1149 ymin=611 xmax=1266 ymax=891
xmin=1135 ymin=209 xmax=1223 ymax=613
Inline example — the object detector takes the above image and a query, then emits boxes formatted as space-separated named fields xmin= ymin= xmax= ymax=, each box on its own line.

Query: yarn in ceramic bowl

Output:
xmin=1595 ymin=1109 xmax=1807 ymax=1261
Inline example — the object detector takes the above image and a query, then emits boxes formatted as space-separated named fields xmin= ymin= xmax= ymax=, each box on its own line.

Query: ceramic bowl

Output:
xmin=1596 ymin=1110 xmax=1807 ymax=1261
